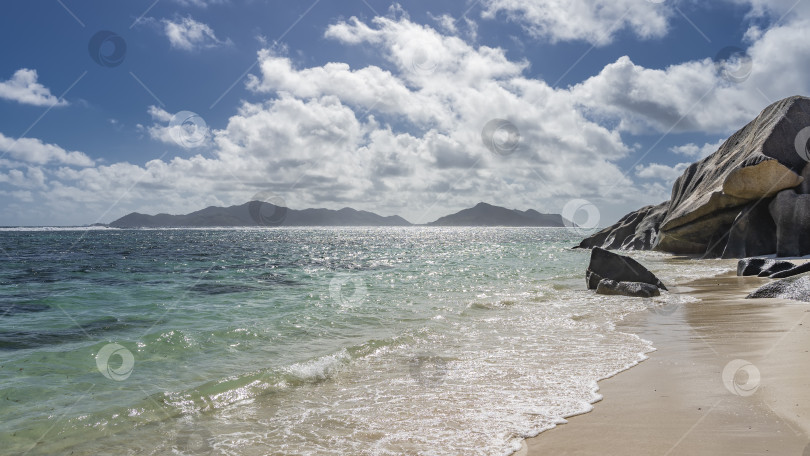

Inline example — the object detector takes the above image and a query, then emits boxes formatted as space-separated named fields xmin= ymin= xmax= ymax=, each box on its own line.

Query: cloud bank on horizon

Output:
xmin=0 ymin=0 xmax=809 ymax=226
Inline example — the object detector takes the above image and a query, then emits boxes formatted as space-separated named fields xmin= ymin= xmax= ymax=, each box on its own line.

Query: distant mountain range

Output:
xmin=108 ymin=201 xmax=569 ymax=228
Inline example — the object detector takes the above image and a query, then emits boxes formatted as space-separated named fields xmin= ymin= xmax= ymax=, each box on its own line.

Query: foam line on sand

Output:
xmin=519 ymin=272 xmax=810 ymax=455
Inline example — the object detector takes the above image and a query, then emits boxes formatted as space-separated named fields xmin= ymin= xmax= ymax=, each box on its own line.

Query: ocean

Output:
xmin=0 ymin=228 xmax=731 ymax=455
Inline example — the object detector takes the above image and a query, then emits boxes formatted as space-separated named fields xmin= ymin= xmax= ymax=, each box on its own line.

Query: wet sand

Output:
xmin=519 ymin=272 xmax=810 ymax=455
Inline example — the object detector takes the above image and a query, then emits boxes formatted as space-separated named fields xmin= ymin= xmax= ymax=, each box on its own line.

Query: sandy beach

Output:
xmin=520 ymin=269 xmax=810 ymax=455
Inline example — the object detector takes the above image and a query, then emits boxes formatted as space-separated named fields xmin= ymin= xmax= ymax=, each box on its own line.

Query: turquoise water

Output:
xmin=0 ymin=228 xmax=730 ymax=455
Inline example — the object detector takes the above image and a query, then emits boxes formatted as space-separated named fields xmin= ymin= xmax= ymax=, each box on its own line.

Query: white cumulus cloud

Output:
xmin=0 ymin=133 xmax=93 ymax=167
xmin=481 ymin=0 xmax=672 ymax=45
xmin=143 ymin=106 xmax=211 ymax=149
xmin=162 ymin=16 xmax=230 ymax=51
xmin=0 ymin=69 xmax=67 ymax=107
xmin=570 ymin=17 xmax=810 ymax=136
xmin=7 ymin=3 xmax=810 ymax=226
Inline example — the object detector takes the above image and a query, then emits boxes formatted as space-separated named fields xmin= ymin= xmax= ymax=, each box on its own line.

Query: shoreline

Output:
xmin=518 ymin=269 xmax=810 ymax=455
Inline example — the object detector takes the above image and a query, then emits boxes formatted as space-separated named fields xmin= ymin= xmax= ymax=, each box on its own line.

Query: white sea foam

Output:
xmin=284 ymin=349 xmax=351 ymax=381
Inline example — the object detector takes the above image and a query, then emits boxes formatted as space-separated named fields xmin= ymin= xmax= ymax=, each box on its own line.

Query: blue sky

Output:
xmin=0 ymin=0 xmax=808 ymax=226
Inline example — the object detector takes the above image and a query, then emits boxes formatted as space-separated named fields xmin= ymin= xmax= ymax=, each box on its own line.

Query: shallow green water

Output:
xmin=0 ymin=228 xmax=731 ymax=455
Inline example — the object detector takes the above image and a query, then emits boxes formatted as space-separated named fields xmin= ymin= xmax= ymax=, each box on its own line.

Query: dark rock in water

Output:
xmin=769 ymin=190 xmax=810 ymax=257
xmin=586 ymin=269 xmax=602 ymax=290
xmin=770 ymin=262 xmax=810 ymax=278
xmin=595 ymin=279 xmax=660 ymax=298
xmin=579 ymin=96 xmax=810 ymax=258
xmin=747 ymin=274 xmax=810 ymax=302
xmin=722 ymin=199 xmax=776 ymax=259
xmin=586 ymin=247 xmax=667 ymax=291
xmin=577 ymin=202 xmax=667 ymax=250
xmin=737 ymin=258 xmax=776 ymax=276
xmin=757 ymin=260 xmax=797 ymax=277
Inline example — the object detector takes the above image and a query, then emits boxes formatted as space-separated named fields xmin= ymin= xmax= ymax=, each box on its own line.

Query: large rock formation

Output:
xmin=721 ymin=199 xmax=776 ymax=258
xmin=577 ymin=203 xmax=668 ymax=251
xmin=586 ymin=247 xmax=667 ymax=291
xmin=722 ymin=158 xmax=803 ymax=199
xmin=579 ymin=96 xmax=810 ymax=258
xmin=769 ymin=190 xmax=810 ymax=257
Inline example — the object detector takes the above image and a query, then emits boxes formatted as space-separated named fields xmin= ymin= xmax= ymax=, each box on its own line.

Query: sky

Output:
xmin=0 ymin=0 xmax=809 ymax=226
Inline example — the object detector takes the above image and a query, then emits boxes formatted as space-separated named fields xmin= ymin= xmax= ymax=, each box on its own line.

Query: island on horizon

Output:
xmin=106 ymin=201 xmax=572 ymax=228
